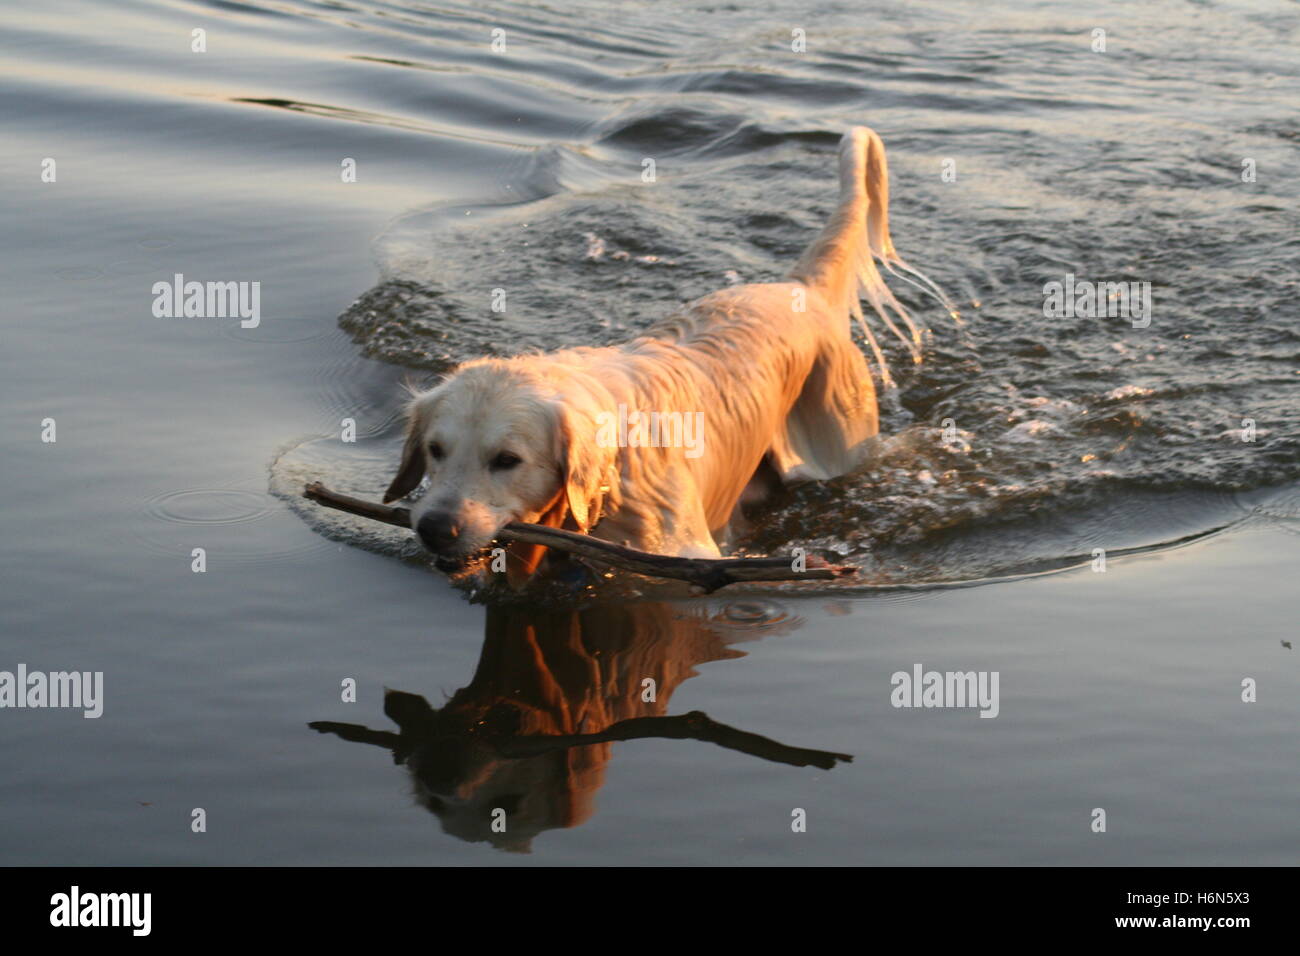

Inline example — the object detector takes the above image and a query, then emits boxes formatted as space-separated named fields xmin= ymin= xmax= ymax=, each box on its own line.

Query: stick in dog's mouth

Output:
xmin=302 ymin=481 xmax=857 ymax=593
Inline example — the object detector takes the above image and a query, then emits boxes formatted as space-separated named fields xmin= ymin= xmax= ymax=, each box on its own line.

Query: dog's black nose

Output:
xmin=416 ymin=512 xmax=460 ymax=553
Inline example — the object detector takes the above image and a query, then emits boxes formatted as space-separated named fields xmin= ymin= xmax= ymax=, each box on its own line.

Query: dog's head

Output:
xmin=384 ymin=360 xmax=617 ymax=582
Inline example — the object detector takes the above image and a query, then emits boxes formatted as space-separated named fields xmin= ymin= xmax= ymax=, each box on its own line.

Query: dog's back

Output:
xmin=613 ymin=126 xmax=947 ymax=490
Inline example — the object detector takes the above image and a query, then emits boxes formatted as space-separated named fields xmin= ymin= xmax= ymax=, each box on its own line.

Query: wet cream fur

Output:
xmin=385 ymin=127 xmax=946 ymax=580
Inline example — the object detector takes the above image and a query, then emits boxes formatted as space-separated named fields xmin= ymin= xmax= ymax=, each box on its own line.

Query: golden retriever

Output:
xmin=384 ymin=126 xmax=946 ymax=585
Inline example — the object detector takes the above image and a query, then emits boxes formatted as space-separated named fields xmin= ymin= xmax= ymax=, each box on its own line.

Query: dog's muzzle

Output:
xmin=416 ymin=512 xmax=468 ymax=571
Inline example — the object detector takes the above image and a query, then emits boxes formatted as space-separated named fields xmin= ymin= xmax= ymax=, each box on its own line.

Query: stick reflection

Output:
xmin=311 ymin=601 xmax=850 ymax=852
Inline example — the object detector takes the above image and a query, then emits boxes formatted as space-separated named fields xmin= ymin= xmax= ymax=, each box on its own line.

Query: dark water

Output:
xmin=1 ymin=0 xmax=1297 ymax=863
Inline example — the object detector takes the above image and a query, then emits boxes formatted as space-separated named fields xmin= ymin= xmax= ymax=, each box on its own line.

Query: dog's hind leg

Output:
xmin=767 ymin=125 xmax=948 ymax=484
xmin=768 ymin=333 xmax=880 ymax=484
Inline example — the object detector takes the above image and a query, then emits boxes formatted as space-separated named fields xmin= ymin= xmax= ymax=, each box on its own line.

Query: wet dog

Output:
xmin=384 ymin=127 xmax=945 ymax=585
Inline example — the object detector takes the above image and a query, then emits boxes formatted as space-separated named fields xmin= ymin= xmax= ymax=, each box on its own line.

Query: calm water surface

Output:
xmin=1 ymin=0 xmax=1297 ymax=863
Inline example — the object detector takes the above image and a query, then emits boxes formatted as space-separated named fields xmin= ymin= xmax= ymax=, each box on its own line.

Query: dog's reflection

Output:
xmin=310 ymin=601 xmax=850 ymax=852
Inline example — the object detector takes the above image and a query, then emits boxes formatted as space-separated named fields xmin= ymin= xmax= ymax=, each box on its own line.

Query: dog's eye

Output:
xmin=428 ymin=442 xmax=444 ymax=460
xmin=490 ymin=451 xmax=522 ymax=471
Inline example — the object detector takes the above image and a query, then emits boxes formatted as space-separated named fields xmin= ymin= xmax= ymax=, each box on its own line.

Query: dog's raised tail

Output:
xmin=787 ymin=126 xmax=954 ymax=387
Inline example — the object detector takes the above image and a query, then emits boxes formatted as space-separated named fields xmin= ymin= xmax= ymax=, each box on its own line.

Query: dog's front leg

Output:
xmin=644 ymin=471 xmax=722 ymax=560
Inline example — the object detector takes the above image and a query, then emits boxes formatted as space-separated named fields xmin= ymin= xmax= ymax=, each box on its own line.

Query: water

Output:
xmin=1 ymin=0 xmax=1297 ymax=863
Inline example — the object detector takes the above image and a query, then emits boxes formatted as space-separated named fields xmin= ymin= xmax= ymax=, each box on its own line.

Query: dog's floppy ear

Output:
xmin=504 ymin=488 xmax=568 ymax=590
xmin=383 ymin=393 xmax=434 ymax=503
xmin=506 ymin=411 xmax=614 ymax=588
xmin=555 ymin=401 xmax=618 ymax=533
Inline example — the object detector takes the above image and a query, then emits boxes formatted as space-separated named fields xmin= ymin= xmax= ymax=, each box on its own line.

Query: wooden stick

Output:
xmin=311 ymin=710 xmax=852 ymax=770
xmin=303 ymin=481 xmax=856 ymax=593
xmin=496 ymin=711 xmax=853 ymax=769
